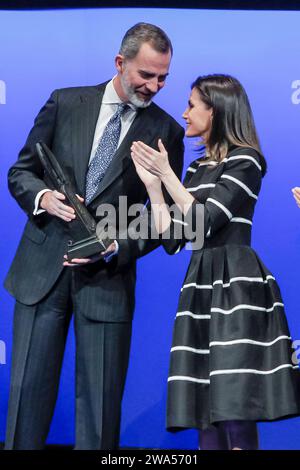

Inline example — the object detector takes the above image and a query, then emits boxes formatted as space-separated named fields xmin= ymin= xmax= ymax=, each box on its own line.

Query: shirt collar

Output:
xmin=102 ymin=77 xmax=137 ymax=112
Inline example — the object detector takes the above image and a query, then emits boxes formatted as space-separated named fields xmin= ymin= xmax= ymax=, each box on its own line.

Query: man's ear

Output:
xmin=115 ymin=54 xmax=125 ymax=73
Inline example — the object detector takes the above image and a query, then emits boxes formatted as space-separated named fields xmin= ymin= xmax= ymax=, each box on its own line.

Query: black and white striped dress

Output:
xmin=163 ymin=146 xmax=300 ymax=431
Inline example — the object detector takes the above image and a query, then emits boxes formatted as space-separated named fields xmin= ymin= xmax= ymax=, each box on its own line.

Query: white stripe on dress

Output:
xmin=168 ymin=375 xmax=210 ymax=384
xmin=209 ymin=335 xmax=291 ymax=348
xmin=211 ymin=302 xmax=284 ymax=315
xmin=171 ymin=218 xmax=188 ymax=227
xmin=187 ymin=183 xmax=216 ymax=192
xmin=213 ymin=275 xmax=275 ymax=286
xmin=198 ymin=161 xmax=218 ymax=167
xmin=210 ymin=363 xmax=298 ymax=377
xmin=230 ymin=217 xmax=252 ymax=225
xmin=171 ymin=346 xmax=210 ymax=354
xmin=207 ymin=198 xmax=232 ymax=219
xmin=221 ymin=174 xmax=258 ymax=200
xmin=181 ymin=275 xmax=276 ymax=291
xmin=176 ymin=311 xmax=211 ymax=320
xmin=187 ymin=166 xmax=197 ymax=173
xmin=181 ymin=283 xmax=213 ymax=291
xmin=224 ymin=155 xmax=262 ymax=171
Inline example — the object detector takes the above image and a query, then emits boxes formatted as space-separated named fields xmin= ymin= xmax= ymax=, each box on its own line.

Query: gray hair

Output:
xmin=119 ymin=22 xmax=173 ymax=60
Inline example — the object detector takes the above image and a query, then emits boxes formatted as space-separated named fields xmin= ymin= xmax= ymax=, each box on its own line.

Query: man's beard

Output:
xmin=120 ymin=72 xmax=152 ymax=109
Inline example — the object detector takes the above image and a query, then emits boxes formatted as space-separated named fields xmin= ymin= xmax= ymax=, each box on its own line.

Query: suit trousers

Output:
xmin=5 ymin=268 xmax=132 ymax=450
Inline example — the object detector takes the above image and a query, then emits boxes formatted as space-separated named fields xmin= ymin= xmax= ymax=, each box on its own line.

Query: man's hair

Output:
xmin=119 ymin=22 xmax=173 ymax=59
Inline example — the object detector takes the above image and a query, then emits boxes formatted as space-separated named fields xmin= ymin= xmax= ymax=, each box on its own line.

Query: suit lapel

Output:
xmin=71 ymin=84 xmax=107 ymax=196
xmin=88 ymin=105 xmax=157 ymax=202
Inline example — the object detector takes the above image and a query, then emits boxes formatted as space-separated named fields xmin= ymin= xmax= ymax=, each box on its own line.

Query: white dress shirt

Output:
xmin=89 ymin=77 xmax=137 ymax=164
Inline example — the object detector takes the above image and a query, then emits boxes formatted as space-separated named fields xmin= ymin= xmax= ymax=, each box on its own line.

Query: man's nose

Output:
xmin=145 ymin=77 xmax=160 ymax=94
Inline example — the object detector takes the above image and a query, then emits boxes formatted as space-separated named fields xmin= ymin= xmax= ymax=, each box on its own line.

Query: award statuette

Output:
xmin=36 ymin=142 xmax=113 ymax=261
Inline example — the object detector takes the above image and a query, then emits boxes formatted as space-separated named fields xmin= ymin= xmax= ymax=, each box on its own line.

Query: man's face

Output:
xmin=115 ymin=42 xmax=171 ymax=108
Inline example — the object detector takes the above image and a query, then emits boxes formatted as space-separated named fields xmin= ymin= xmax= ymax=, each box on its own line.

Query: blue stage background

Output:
xmin=0 ymin=8 xmax=300 ymax=449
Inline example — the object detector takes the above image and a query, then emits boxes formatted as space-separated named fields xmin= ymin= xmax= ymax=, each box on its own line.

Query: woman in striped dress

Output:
xmin=130 ymin=74 xmax=300 ymax=450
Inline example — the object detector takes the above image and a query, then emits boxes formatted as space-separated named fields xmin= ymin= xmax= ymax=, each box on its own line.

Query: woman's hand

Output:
xmin=131 ymin=144 xmax=161 ymax=190
xmin=131 ymin=155 xmax=161 ymax=189
xmin=131 ymin=139 xmax=172 ymax=180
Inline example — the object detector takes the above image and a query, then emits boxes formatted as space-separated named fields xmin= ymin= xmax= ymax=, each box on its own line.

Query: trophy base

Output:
xmin=67 ymin=234 xmax=110 ymax=261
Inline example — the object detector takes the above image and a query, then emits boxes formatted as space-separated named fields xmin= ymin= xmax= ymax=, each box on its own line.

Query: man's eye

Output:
xmin=140 ymin=72 xmax=152 ymax=79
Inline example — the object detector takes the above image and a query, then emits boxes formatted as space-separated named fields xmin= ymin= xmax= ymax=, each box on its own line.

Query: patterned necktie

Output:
xmin=85 ymin=102 xmax=128 ymax=204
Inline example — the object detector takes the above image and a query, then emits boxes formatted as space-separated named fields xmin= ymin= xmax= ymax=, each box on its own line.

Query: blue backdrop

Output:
xmin=0 ymin=7 xmax=300 ymax=449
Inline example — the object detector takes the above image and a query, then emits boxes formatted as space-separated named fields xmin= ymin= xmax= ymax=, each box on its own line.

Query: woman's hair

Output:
xmin=191 ymin=74 xmax=267 ymax=176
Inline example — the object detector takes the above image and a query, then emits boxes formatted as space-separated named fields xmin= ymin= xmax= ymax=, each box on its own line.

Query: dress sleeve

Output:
xmin=161 ymin=159 xmax=205 ymax=255
xmin=199 ymin=150 xmax=262 ymax=238
xmin=161 ymin=202 xmax=204 ymax=254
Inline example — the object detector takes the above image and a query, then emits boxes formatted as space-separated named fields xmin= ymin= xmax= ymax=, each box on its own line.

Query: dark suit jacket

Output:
xmin=4 ymin=82 xmax=184 ymax=322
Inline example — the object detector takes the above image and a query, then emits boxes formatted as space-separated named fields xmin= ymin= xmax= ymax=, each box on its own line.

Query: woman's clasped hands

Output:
xmin=131 ymin=139 xmax=171 ymax=188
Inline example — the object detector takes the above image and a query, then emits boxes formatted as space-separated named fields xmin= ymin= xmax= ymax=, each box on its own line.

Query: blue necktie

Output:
xmin=85 ymin=102 xmax=128 ymax=204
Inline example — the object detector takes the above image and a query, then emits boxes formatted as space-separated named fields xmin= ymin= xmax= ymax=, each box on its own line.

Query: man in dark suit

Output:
xmin=4 ymin=23 xmax=184 ymax=449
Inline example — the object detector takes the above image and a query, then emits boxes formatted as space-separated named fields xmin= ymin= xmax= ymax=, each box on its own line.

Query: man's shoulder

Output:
xmin=148 ymin=102 xmax=183 ymax=133
xmin=52 ymin=82 xmax=108 ymax=98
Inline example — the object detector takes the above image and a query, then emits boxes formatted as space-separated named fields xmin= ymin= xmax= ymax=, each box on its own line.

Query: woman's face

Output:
xmin=182 ymin=87 xmax=213 ymax=141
